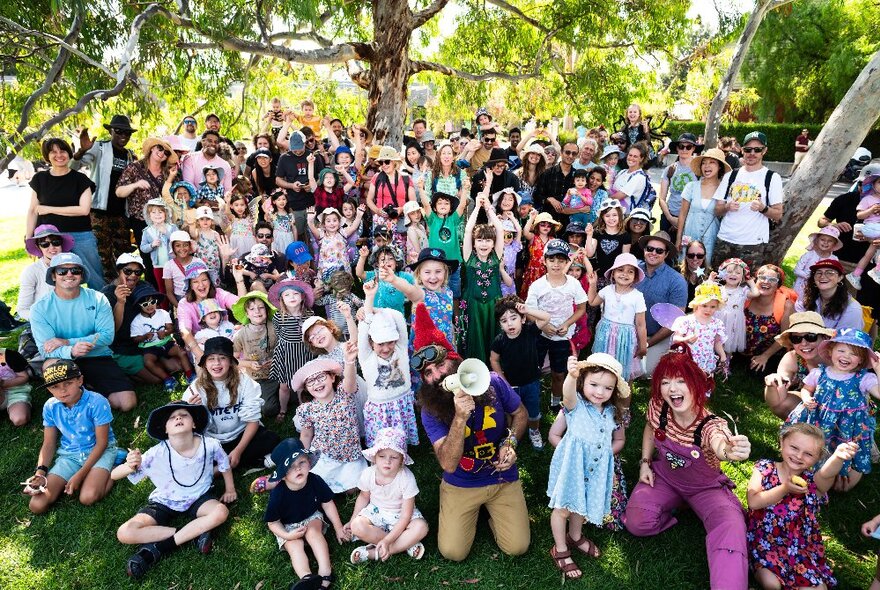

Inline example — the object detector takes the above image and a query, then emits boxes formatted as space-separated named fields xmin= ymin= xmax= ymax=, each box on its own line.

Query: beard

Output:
xmin=417 ymin=363 xmax=496 ymax=427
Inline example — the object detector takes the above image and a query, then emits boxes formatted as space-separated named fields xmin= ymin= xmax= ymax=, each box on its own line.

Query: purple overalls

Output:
xmin=625 ymin=403 xmax=748 ymax=590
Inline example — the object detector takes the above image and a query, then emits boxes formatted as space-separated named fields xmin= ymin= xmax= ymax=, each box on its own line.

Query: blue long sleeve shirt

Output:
xmin=30 ymin=288 xmax=115 ymax=359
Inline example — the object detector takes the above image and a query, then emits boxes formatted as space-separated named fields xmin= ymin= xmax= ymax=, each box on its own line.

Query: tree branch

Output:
xmin=15 ymin=11 xmax=82 ymax=135
xmin=485 ymin=0 xmax=549 ymax=33
xmin=0 ymin=4 xmax=162 ymax=172
xmin=410 ymin=60 xmax=539 ymax=81
xmin=411 ymin=0 xmax=450 ymax=29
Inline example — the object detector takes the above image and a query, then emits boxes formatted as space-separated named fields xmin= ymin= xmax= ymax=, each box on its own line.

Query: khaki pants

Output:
xmin=438 ymin=479 xmax=530 ymax=561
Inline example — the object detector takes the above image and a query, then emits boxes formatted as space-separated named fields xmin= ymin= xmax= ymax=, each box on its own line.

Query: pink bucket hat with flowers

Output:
xmin=362 ymin=427 xmax=413 ymax=465
xmin=806 ymin=226 xmax=843 ymax=252
xmin=604 ymin=252 xmax=645 ymax=283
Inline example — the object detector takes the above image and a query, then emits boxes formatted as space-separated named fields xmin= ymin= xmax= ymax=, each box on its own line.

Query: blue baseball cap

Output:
xmin=285 ymin=241 xmax=312 ymax=265
xmin=543 ymin=239 xmax=571 ymax=259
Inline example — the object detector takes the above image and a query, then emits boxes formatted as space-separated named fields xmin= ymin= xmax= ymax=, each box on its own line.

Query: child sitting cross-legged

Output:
xmin=264 ymin=437 xmax=350 ymax=590
xmin=112 ymin=402 xmax=235 ymax=580
xmin=129 ymin=286 xmax=195 ymax=390
xmin=348 ymin=427 xmax=429 ymax=564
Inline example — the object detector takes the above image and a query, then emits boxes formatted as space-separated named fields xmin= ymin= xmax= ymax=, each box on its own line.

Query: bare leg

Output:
xmin=550 ymin=508 xmax=580 ymax=579
xmin=28 ymin=474 xmax=66 ymax=514
xmin=143 ymin=354 xmax=171 ymax=380
xmin=304 ymin=519 xmax=332 ymax=577
xmin=283 ymin=538 xmax=311 ymax=579
xmin=7 ymin=402 xmax=31 ymax=427
xmin=108 ymin=390 xmax=138 ymax=412
xmin=118 ymin=514 xmax=177 ymax=545
xmin=753 ymin=567 xmax=783 ymax=590
xmin=172 ymin=500 xmax=228 ymax=544
xmin=78 ymin=467 xmax=113 ymax=506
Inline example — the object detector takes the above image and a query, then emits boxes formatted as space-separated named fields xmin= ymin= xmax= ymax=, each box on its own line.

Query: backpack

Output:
xmin=722 ymin=168 xmax=779 ymax=230
xmin=431 ymin=171 xmax=463 ymax=195
xmin=628 ymin=169 xmax=657 ymax=211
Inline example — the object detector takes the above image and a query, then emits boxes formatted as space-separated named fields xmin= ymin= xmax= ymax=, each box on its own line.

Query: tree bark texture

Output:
xmin=763 ymin=49 xmax=880 ymax=263
xmin=365 ymin=0 xmax=413 ymax=148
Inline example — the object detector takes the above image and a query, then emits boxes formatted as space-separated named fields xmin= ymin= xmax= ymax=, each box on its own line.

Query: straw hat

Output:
xmin=376 ymin=146 xmax=402 ymax=162
xmin=690 ymin=148 xmax=731 ymax=177
xmin=533 ymin=212 xmax=562 ymax=229
xmin=774 ymin=311 xmax=834 ymax=349
xmin=574 ymin=353 xmax=630 ymax=398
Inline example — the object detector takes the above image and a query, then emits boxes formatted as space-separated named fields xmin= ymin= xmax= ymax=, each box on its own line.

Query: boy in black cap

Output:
xmin=265 ymin=438 xmax=349 ymax=590
xmin=111 ymin=402 xmax=235 ymax=580
xmin=25 ymin=360 xmax=121 ymax=514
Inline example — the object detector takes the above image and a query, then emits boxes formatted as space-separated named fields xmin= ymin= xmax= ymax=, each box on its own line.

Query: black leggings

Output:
xmin=220 ymin=425 xmax=281 ymax=469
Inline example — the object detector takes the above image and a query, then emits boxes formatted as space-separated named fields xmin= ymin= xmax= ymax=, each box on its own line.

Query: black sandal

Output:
xmin=290 ymin=574 xmax=322 ymax=590
xmin=320 ymin=573 xmax=336 ymax=588
xmin=126 ymin=543 xmax=162 ymax=580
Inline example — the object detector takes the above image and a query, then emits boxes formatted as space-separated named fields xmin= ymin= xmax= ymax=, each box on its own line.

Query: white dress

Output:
xmin=719 ymin=284 xmax=748 ymax=354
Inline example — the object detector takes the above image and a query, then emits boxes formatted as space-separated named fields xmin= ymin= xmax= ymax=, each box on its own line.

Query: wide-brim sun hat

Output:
xmin=603 ymin=252 xmax=645 ymax=284
xmin=408 ymin=247 xmax=459 ymax=273
xmin=486 ymin=148 xmax=508 ymax=166
xmin=146 ymin=402 xmax=210 ymax=441
xmin=522 ymin=143 xmax=547 ymax=163
xmin=690 ymin=147 xmax=732 ymax=177
xmin=575 ymin=352 xmax=631 ymax=399
xmin=533 ymin=211 xmax=562 ymax=229
xmin=103 ymin=115 xmax=136 ymax=132
xmin=688 ymin=281 xmax=726 ymax=309
xmin=817 ymin=328 xmax=878 ymax=370
xmin=774 ymin=311 xmax=835 ymax=349
xmin=268 ymin=279 xmax=314 ymax=309
xmin=25 ymin=225 xmax=74 ymax=257
xmin=403 ymin=200 xmax=422 ymax=224
xmin=376 ymin=145 xmax=402 ymax=162
xmin=231 ymin=291 xmax=277 ymax=325
xmin=806 ymin=226 xmax=844 ymax=252
xmin=430 ymin=192 xmax=460 ymax=213
xmin=45 ymin=252 xmax=87 ymax=285
xmin=600 ymin=145 xmax=625 ymax=161
xmin=184 ymin=260 xmax=211 ymax=282
xmin=362 ymin=427 xmax=414 ymax=465
xmin=268 ymin=438 xmax=318 ymax=483
xmin=639 ymin=230 xmax=678 ymax=260
xmin=492 ymin=188 xmax=521 ymax=207
xmin=142 ymin=137 xmax=176 ymax=162
xmin=290 ymin=358 xmax=343 ymax=393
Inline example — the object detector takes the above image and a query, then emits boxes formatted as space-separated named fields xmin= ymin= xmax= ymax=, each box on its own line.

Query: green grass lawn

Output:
xmin=0 ymin=195 xmax=877 ymax=589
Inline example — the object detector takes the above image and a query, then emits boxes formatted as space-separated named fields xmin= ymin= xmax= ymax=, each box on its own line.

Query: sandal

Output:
xmin=320 ymin=573 xmax=335 ymax=589
xmin=567 ymin=534 xmax=601 ymax=558
xmin=250 ymin=475 xmax=270 ymax=494
xmin=406 ymin=542 xmax=425 ymax=560
xmin=289 ymin=573 xmax=322 ymax=590
xmin=350 ymin=544 xmax=378 ymax=564
xmin=126 ymin=543 xmax=163 ymax=580
xmin=550 ymin=546 xmax=582 ymax=579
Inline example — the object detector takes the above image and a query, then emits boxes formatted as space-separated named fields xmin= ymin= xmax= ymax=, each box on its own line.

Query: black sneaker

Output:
xmin=196 ymin=531 xmax=213 ymax=554
xmin=126 ymin=543 xmax=162 ymax=580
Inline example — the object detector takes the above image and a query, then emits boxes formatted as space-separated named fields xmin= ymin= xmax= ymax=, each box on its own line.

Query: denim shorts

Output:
xmin=49 ymin=444 xmax=120 ymax=481
xmin=513 ymin=380 xmax=541 ymax=421
xmin=447 ymin=266 xmax=462 ymax=299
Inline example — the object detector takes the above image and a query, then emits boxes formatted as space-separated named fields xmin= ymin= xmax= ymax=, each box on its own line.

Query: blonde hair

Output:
xmin=414 ymin=260 xmax=449 ymax=288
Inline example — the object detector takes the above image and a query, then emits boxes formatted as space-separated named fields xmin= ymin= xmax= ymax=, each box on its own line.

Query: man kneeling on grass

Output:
xmin=112 ymin=402 xmax=236 ymax=580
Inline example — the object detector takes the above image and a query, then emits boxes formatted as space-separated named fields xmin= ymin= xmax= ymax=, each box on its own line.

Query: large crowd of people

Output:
xmin=9 ymin=101 xmax=880 ymax=590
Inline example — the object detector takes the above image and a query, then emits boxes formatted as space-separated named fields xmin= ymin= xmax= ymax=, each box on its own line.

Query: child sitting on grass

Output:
xmin=264 ymin=437 xmax=350 ymax=590
xmin=112 ymin=402 xmax=235 ymax=580
xmin=348 ymin=427 xmax=429 ymax=564
xmin=129 ymin=288 xmax=195 ymax=390
xmin=24 ymin=360 xmax=120 ymax=514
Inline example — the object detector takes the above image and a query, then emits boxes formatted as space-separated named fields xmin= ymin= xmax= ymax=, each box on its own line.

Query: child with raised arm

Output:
xmin=490 ymin=295 xmax=551 ymax=449
xmin=348 ymin=427 xmax=429 ymax=564
xmin=264 ymin=437 xmax=350 ymax=590
xmin=112 ymin=402 xmax=235 ymax=580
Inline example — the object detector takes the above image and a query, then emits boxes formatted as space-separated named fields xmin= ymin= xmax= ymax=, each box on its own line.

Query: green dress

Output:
xmin=460 ymin=252 xmax=501 ymax=363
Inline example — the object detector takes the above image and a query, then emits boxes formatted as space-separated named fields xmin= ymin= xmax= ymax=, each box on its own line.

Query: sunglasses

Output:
xmin=304 ymin=372 xmax=328 ymax=387
xmin=54 ymin=267 xmax=83 ymax=276
xmin=563 ymin=150 xmax=579 ymax=156
xmin=614 ymin=139 xmax=627 ymax=145
xmin=256 ymin=232 xmax=273 ymax=239
xmin=139 ymin=298 xmax=160 ymax=308
xmin=378 ymin=160 xmax=392 ymax=165
xmin=686 ymin=252 xmax=705 ymax=259
xmin=788 ymin=333 xmax=821 ymax=344
xmin=112 ymin=129 xmax=132 ymax=136
xmin=37 ymin=238 xmax=63 ymax=248
xmin=156 ymin=147 xmax=171 ymax=156
xmin=756 ymin=275 xmax=780 ymax=283
xmin=644 ymin=245 xmax=666 ymax=254
xmin=677 ymin=144 xmax=695 ymax=151
xmin=183 ymin=120 xmax=196 ymax=125
xmin=122 ymin=267 xmax=144 ymax=276
xmin=742 ymin=147 xmax=764 ymax=154
xmin=482 ymin=136 xmax=496 ymax=142
xmin=410 ymin=344 xmax=447 ymax=372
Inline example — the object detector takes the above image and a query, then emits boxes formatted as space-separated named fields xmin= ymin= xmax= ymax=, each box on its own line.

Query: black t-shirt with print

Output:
xmin=30 ymin=170 xmax=96 ymax=232
xmin=592 ymin=231 xmax=631 ymax=274
xmin=106 ymin=146 xmax=133 ymax=217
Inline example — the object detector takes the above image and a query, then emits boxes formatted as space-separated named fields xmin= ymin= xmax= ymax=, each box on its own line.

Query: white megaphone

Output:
xmin=442 ymin=358 xmax=491 ymax=396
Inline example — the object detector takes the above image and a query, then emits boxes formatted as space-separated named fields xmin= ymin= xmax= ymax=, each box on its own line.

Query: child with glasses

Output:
xmin=130 ymin=291 xmax=194 ymax=390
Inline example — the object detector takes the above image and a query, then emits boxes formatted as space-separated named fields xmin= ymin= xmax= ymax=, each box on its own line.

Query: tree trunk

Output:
xmin=763 ymin=48 xmax=880 ymax=263
xmin=366 ymin=0 xmax=412 ymax=149
xmin=703 ymin=0 xmax=793 ymax=149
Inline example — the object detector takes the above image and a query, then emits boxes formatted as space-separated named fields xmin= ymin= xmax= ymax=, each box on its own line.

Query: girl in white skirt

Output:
xmin=586 ymin=253 xmax=648 ymax=380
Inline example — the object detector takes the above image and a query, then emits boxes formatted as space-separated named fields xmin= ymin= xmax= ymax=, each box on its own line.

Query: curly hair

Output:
xmin=195 ymin=359 xmax=241 ymax=410
xmin=576 ymin=367 xmax=627 ymax=423
xmin=802 ymin=268 xmax=850 ymax=321
xmin=495 ymin=295 xmax=525 ymax=320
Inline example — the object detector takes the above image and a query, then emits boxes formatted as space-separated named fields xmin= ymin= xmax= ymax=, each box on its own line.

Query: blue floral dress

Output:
xmin=746 ymin=459 xmax=835 ymax=588
xmin=546 ymin=400 xmax=615 ymax=525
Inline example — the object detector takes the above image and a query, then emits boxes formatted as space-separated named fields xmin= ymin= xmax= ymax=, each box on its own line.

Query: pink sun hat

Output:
xmin=25 ymin=225 xmax=75 ymax=257
xmin=362 ymin=427 xmax=413 ymax=465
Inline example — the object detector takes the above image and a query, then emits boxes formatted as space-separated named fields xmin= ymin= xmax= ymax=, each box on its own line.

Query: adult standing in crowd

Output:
xmin=181 ymin=130 xmax=233 ymax=193
xmin=572 ymin=139 xmax=598 ymax=171
xmin=790 ymin=128 xmax=811 ymax=176
xmin=26 ymin=138 xmax=104 ymax=290
xmin=470 ymin=148 xmax=521 ymax=199
xmin=712 ymin=132 xmax=783 ymax=269
xmin=176 ymin=115 xmax=199 ymax=152
xmin=458 ymin=126 xmax=498 ymax=178
xmin=30 ymin=253 xmax=137 ymax=411
xmin=636 ymin=231 xmax=688 ymax=373
xmin=515 ymin=144 xmax=547 ymax=202
xmin=532 ymin=141 xmax=578 ymax=218
xmin=244 ymin=133 xmax=281 ymax=178
xmin=657 ymin=133 xmax=699 ymax=234
xmin=675 ymin=148 xmax=728 ymax=264
xmin=795 ymin=258 xmax=864 ymax=331
xmin=195 ymin=113 xmax=237 ymax=152
xmin=413 ymin=306 xmax=530 ymax=562
xmin=276 ymin=131 xmax=323 ymax=243
xmin=70 ymin=115 xmax=137 ymax=284
xmin=115 ymin=137 xmax=177 ymax=287
xmin=365 ymin=146 xmax=414 ymax=250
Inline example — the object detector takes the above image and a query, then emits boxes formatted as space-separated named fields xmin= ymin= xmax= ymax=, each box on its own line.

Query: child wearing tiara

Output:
xmin=586 ymin=252 xmax=647 ymax=380
xmin=348 ymin=427 xmax=429 ymax=564
xmin=547 ymin=354 xmax=629 ymax=579
xmin=671 ymin=282 xmax=728 ymax=379
xmin=747 ymin=423 xmax=859 ymax=590
xmin=785 ymin=328 xmax=880 ymax=491
xmin=713 ymin=258 xmax=758 ymax=356
xmin=794 ymin=226 xmax=842 ymax=298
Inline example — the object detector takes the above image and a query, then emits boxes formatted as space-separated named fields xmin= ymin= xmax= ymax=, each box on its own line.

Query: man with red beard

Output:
xmin=413 ymin=303 xmax=530 ymax=562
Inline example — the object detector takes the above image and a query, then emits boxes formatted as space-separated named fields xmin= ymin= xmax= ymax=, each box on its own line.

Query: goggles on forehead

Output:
xmin=410 ymin=344 xmax=447 ymax=372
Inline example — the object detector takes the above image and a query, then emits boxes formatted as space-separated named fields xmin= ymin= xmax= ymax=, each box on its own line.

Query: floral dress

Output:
xmin=670 ymin=315 xmax=727 ymax=375
xmin=746 ymin=459 xmax=835 ymax=589
xmin=195 ymin=231 xmax=222 ymax=286
xmin=460 ymin=252 xmax=501 ymax=363
xmin=271 ymin=212 xmax=294 ymax=254
xmin=317 ymin=232 xmax=349 ymax=274
xmin=228 ymin=216 xmax=255 ymax=258
xmin=745 ymin=308 xmax=780 ymax=357
xmin=520 ymin=234 xmax=548 ymax=299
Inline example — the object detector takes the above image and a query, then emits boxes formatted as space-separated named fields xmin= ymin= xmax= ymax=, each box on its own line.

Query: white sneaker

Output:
xmin=550 ymin=396 xmax=562 ymax=409
xmin=846 ymin=272 xmax=862 ymax=290
xmin=263 ymin=453 xmax=275 ymax=469
xmin=868 ymin=267 xmax=880 ymax=285
xmin=528 ymin=428 xmax=544 ymax=450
